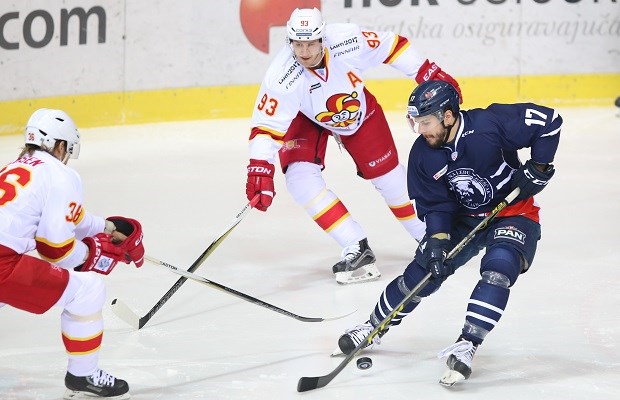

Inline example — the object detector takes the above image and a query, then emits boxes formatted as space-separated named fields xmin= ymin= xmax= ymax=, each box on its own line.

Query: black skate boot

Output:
xmin=64 ymin=369 xmax=130 ymax=399
xmin=332 ymin=238 xmax=380 ymax=284
xmin=336 ymin=320 xmax=387 ymax=355
xmin=437 ymin=335 xmax=479 ymax=386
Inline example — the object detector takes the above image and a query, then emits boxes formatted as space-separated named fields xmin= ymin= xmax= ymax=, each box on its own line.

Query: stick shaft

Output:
xmin=111 ymin=195 xmax=258 ymax=329
xmin=153 ymin=256 xmax=352 ymax=322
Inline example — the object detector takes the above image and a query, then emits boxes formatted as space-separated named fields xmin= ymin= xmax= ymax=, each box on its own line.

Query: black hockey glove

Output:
xmin=421 ymin=236 xmax=453 ymax=281
xmin=510 ymin=159 xmax=555 ymax=202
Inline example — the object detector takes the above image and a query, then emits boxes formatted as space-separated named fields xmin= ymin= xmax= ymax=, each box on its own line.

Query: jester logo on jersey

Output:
xmin=446 ymin=168 xmax=493 ymax=209
xmin=315 ymin=91 xmax=361 ymax=128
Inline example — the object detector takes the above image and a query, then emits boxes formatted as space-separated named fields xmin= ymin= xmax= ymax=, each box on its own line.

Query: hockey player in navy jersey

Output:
xmin=337 ymin=80 xmax=561 ymax=386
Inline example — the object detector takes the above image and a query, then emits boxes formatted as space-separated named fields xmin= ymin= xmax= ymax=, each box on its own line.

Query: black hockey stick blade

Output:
xmin=297 ymin=376 xmax=321 ymax=392
xmin=297 ymin=188 xmax=520 ymax=392
xmin=297 ymin=273 xmax=432 ymax=392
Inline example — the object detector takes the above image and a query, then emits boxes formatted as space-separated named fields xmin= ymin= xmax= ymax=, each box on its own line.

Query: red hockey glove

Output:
xmin=246 ymin=159 xmax=275 ymax=212
xmin=106 ymin=216 xmax=145 ymax=267
xmin=415 ymin=59 xmax=463 ymax=104
xmin=80 ymin=233 xmax=128 ymax=275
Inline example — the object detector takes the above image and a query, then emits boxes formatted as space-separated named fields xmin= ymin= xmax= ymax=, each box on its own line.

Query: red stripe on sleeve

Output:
xmin=249 ymin=126 xmax=285 ymax=141
xmin=383 ymin=35 xmax=409 ymax=64
xmin=36 ymin=239 xmax=75 ymax=262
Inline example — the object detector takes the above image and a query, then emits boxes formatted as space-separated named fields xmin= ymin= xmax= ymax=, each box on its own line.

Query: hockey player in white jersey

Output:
xmin=0 ymin=109 xmax=145 ymax=399
xmin=245 ymin=7 xmax=462 ymax=284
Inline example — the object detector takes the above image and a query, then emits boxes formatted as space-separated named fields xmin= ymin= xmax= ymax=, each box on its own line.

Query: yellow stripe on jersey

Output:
xmin=35 ymin=236 xmax=75 ymax=262
xmin=383 ymin=36 xmax=410 ymax=64
xmin=252 ymin=126 xmax=286 ymax=139
xmin=73 ymin=207 xmax=85 ymax=225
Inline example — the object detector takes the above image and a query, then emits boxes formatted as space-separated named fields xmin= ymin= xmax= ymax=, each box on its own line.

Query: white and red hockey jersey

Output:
xmin=249 ymin=23 xmax=428 ymax=163
xmin=0 ymin=150 xmax=105 ymax=269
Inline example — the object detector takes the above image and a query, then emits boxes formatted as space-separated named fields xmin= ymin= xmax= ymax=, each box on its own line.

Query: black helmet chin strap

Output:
xmin=439 ymin=113 xmax=457 ymax=145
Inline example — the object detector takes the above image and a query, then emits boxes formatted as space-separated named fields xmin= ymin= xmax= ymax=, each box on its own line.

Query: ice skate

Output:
xmin=336 ymin=321 xmax=386 ymax=355
xmin=332 ymin=238 xmax=380 ymax=284
xmin=437 ymin=336 xmax=478 ymax=387
xmin=64 ymin=369 xmax=130 ymax=399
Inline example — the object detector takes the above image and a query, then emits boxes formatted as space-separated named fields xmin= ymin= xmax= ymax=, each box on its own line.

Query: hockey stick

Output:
xmin=297 ymin=188 xmax=520 ymax=392
xmin=149 ymin=255 xmax=356 ymax=322
xmin=110 ymin=195 xmax=259 ymax=329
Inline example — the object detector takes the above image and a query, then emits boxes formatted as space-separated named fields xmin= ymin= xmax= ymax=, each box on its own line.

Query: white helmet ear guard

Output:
xmin=25 ymin=108 xmax=81 ymax=159
xmin=286 ymin=8 xmax=325 ymax=42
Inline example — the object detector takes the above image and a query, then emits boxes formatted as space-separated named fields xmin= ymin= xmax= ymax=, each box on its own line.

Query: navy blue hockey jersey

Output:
xmin=407 ymin=103 xmax=562 ymax=235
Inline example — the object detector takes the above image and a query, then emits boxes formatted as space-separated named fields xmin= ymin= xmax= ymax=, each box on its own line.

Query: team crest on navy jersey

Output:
xmin=446 ymin=168 xmax=493 ymax=209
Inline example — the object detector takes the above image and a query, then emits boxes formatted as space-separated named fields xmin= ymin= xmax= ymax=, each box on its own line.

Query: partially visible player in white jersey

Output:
xmin=246 ymin=8 xmax=463 ymax=284
xmin=0 ymin=109 xmax=145 ymax=399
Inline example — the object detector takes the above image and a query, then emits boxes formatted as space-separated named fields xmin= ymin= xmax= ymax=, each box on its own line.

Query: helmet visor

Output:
xmin=406 ymin=112 xmax=444 ymax=135
xmin=67 ymin=142 xmax=80 ymax=159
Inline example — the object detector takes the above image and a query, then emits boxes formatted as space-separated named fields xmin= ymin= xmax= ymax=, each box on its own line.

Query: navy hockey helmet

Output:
xmin=407 ymin=80 xmax=460 ymax=120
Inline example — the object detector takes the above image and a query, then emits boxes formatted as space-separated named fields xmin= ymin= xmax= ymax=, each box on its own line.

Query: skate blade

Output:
xmin=64 ymin=389 xmax=131 ymax=399
xmin=439 ymin=369 xmax=466 ymax=387
xmin=335 ymin=264 xmax=381 ymax=285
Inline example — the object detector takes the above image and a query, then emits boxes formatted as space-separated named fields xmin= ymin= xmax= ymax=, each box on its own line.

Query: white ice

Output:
xmin=1 ymin=107 xmax=618 ymax=399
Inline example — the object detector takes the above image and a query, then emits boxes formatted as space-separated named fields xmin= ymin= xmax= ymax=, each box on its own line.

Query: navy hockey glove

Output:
xmin=510 ymin=159 xmax=555 ymax=202
xmin=421 ymin=236 xmax=453 ymax=281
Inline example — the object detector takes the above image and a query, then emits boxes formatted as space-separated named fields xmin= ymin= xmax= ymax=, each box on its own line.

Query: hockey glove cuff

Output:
xmin=79 ymin=233 xmax=127 ymax=275
xmin=510 ymin=159 xmax=555 ymax=202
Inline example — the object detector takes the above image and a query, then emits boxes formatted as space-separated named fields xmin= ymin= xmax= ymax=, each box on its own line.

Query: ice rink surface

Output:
xmin=1 ymin=107 xmax=618 ymax=399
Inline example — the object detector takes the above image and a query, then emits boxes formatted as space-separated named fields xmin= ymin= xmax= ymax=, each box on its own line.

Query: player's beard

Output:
xmin=427 ymin=127 xmax=450 ymax=149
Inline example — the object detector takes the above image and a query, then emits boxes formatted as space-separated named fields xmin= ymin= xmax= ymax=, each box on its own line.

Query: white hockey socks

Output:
xmin=371 ymin=164 xmax=426 ymax=242
xmin=54 ymin=271 xmax=106 ymax=376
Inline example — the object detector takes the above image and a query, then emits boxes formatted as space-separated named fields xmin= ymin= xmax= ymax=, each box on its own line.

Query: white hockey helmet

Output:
xmin=286 ymin=8 xmax=325 ymax=42
xmin=25 ymin=108 xmax=81 ymax=160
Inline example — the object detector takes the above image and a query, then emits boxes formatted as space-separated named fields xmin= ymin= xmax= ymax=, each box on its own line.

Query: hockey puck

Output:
xmin=356 ymin=356 xmax=373 ymax=370
xmin=615 ymin=96 xmax=620 ymax=108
